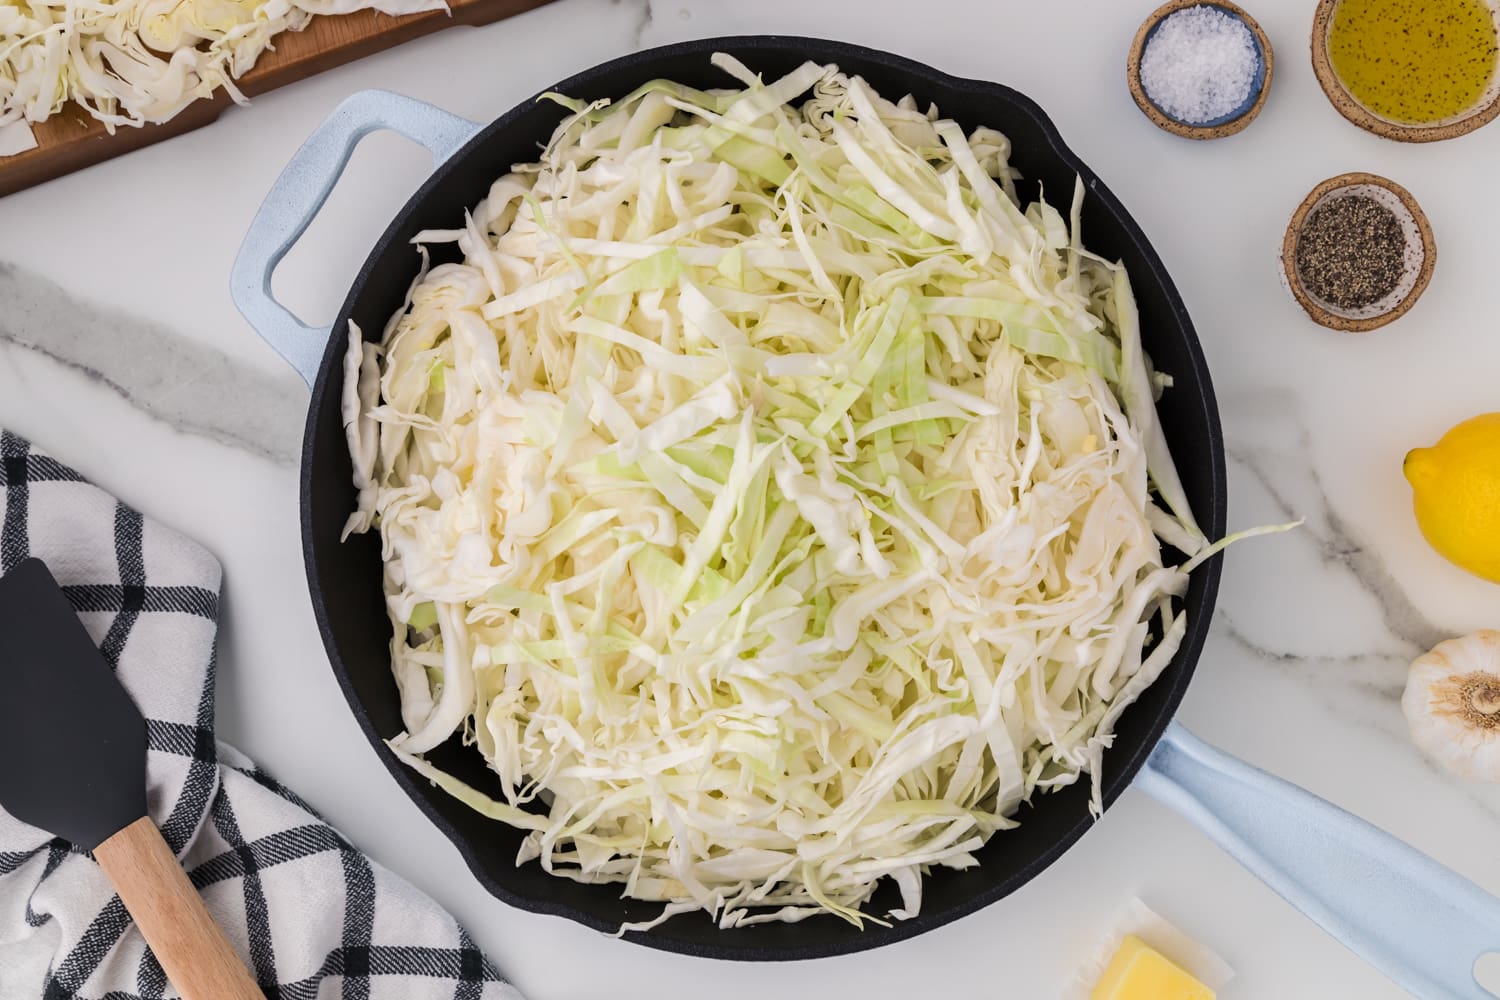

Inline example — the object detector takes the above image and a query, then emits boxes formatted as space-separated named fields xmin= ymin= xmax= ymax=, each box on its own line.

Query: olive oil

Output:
xmin=1329 ymin=0 xmax=1499 ymax=124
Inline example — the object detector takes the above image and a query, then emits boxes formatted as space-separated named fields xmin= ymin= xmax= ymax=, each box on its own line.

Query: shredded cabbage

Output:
xmin=0 ymin=0 xmax=445 ymax=130
xmin=344 ymin=55 xmax=1221 ymax=931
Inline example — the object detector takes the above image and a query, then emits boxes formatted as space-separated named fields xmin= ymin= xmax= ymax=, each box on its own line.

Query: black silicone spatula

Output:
xmin=0 ymin=558 xmax=264 ymax=1000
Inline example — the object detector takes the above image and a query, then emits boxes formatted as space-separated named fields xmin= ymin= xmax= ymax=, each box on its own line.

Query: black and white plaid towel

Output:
xmin=0 ymin=430 xmax=523 ymax=1000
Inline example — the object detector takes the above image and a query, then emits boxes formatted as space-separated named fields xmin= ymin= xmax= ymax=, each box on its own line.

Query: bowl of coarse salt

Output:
xmin=1127 ymin=0 xmax=1274 ymax=139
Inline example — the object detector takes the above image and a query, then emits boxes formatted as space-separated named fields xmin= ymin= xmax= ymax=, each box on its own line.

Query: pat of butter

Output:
xmin=1091 ymin=935 xmax=1215 ymax=1000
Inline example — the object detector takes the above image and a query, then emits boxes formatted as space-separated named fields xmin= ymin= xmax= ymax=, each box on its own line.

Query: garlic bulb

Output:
xmin=1402 ymin=630 xmax=1500 ymax=782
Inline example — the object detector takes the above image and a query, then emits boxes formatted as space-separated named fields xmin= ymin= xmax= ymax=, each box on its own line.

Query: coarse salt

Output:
xmin=1140 ymin=5 xmax=1258 ymax=125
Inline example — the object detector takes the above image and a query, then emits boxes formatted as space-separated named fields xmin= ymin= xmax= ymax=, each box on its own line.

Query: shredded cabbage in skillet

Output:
xmin=342 ymin=54 xmax=1235 ymax=930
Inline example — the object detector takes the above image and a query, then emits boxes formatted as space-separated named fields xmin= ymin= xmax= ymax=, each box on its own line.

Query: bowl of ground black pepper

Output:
xmin=1312 ymin=0 xmax=1500 ymax=142
xmin=1282 ymin=173 xmax=1436 ymax=332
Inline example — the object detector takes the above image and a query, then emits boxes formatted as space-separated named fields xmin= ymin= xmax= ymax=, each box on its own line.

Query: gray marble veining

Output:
xmin=615 ymin=0 xmax=654 ymax=47
xmin=1224 ymin=390 xmax=1448 ymax=657
xmin=1201 ymin=393 xmax=1500 ymax=825
xmin=1221 ymin=619 xmax=1500 ymax=830
xmin=0 ymin=262 xmax=305 ymax=464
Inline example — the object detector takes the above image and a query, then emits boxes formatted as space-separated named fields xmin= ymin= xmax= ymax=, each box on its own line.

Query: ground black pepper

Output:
xmin=1294 ymin=195 xmax=1406 ymax=310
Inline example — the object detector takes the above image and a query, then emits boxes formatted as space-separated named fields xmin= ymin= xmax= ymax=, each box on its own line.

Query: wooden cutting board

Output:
xmin=0 ymin=0 xmax=556 ymax=198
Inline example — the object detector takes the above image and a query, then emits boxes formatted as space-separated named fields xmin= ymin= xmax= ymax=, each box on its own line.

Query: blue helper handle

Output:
xmin=1140 ymin=722 xmax=1500 ymax=998
xmin=230 ymin=90 xmax=483 ymax=386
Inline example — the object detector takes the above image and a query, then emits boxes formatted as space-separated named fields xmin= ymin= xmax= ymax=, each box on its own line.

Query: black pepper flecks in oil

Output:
xmin=1329 ymin=0 xmax=1499 ymax=124
xmin=1295 ymin=196 xmax=1407 ymax=310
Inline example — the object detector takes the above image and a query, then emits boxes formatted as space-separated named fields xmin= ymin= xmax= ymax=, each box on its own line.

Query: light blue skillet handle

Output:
xmin=230 ymin=90 xmax=483 ymax=386
xmin=1139 ymin=722 xmax=1500 ymax=999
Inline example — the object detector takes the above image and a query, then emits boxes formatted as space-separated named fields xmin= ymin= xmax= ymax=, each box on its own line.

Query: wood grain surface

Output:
xmin=0 ymin=0 xmax=555 ymax=198
xmin=94 ymin=816 xmax=267 ymax=1000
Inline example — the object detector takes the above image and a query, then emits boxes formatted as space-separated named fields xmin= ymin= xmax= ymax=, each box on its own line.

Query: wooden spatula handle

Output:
xmin=93 ymin=816 xmax=266 ymax=1000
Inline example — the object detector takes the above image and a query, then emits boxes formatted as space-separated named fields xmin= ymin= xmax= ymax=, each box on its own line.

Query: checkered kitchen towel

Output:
xmin=0 ymin=430 xmax=522 ymax=1000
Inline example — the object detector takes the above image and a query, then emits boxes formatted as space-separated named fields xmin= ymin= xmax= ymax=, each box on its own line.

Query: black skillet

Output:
xmin=230 ymin=35 xmax=1500 ymax=994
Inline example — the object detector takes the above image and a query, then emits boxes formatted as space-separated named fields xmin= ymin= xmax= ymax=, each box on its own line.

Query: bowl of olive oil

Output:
xmin=1312 ymin=0 xmax=1500 ymax=141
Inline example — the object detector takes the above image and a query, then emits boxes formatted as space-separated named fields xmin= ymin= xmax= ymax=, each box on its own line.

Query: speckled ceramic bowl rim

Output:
xmin=1311 ymin=0 xmax=1500 ymax=142
xmin=1127 ymin=0 xmax=1275 ymax=139
xmin=1281 ymin=172 xmax=1437 ymax=332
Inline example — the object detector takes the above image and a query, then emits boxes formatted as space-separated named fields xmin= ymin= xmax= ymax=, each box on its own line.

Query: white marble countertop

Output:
xmin=3 ymin=0 xmax=1499 ymax=996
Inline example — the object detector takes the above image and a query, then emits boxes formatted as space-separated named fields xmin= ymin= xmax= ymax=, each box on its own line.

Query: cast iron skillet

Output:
xmin=232 ymin=36 xmax=1500 ymax=992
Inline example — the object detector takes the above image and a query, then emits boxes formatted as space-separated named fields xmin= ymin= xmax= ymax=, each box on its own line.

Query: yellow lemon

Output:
xmin=1404 ymin=413 xmax=1500 ymax=583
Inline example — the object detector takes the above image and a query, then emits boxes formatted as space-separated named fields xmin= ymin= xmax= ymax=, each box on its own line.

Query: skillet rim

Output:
xmin=298 ymin=33 xmax=1228 ymax=960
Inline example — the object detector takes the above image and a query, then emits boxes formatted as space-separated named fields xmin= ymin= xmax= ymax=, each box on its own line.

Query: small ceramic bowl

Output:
xmin=1128 ymin=0 xmax=1274 ymax=139
xmin=1311 ymin=0 xmax=1500 ymax=143
xmin=1281 ymin=172 xmax=1436 ymax=332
